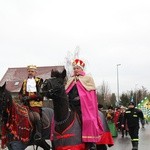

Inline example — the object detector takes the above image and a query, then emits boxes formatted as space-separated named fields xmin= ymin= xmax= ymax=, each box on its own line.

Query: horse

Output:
xmin=40 ymin=69 xmax=114 ymax=150
xmin=0 ymin=83 xmax=54 ymax=150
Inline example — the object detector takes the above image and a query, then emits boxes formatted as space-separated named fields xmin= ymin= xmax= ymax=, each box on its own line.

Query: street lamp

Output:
xmin=117 ymin=64 xmax=121 ymax=104
xmin=135 ymin=84 xmax=138 ymax=107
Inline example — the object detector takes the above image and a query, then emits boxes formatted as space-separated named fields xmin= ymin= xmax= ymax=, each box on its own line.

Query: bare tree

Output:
xmin=119 ymin=86 xmax=149 ymax=107
xmin=73 ymin=46 xmax=80 ymax=59
xmin=64 ymin=46 xmax=80 ymax=78
xmin=97 ymin=81 xmax=112 ymax=107
xmin=134 ymin=86 xmax=148 ymax=105
xmin=65 ymin=51 xmax=73 ymax=77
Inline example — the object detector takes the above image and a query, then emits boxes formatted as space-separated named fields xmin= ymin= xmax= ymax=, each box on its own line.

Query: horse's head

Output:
xmin=0 ymin=82 xmax=12 ymax=120
xmin=40 ymin=69 xmax=67 ymax=99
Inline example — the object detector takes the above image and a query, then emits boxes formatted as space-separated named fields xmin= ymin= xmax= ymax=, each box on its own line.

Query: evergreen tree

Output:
xmin=120 ymin=93 xmax=130 ymax=107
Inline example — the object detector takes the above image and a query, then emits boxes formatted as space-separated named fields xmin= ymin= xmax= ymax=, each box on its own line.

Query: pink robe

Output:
xmin=65 ymin=72 xmax=104 ymax=142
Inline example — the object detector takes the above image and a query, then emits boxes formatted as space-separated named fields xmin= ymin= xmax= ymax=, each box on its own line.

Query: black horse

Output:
xmin=0 ymin=83 xmax=54 ymax=150
xmin=40 ymin=69 xmax=114 ymax=150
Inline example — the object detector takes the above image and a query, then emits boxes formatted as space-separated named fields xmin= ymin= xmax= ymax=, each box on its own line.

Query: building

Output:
xmin=0 ymin=65 xmax=65 ymax=107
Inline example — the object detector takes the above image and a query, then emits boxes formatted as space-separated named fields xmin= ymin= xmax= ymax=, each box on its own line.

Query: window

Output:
xmin=14 ymin=81 xmax=19 ymax=86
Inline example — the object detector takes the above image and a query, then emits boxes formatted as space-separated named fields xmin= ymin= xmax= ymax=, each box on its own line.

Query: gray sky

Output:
xmin=0 ymin=0 xmax=150 ymax=94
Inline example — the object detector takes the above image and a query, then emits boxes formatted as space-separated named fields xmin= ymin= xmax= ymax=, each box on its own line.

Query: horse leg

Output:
xmin=8 ymin=141 xmax=27 ymax=150
xmin=35 ymin=139 xmax=51 ymax=150
xmin=96 ymin=144 xmax=107 ymax=150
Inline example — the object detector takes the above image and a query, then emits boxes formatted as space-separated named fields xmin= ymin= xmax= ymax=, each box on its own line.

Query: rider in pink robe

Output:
xmin=65 ymin=59 xmax=103 ymax=148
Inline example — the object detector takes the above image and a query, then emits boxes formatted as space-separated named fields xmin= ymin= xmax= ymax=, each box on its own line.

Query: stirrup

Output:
xmin=88 ymin=143 xmax=97 ymax=150
xmin=34 ymin=132 xmax=42 ymax=141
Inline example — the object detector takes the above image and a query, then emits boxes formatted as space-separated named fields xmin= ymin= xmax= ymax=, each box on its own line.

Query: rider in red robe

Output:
xmin=19 ymin=65 xmax=43 ymax=141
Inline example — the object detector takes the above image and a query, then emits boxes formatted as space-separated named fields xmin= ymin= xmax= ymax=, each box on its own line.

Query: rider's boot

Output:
xmin=34 ymin=120 xmax=42 ymax=141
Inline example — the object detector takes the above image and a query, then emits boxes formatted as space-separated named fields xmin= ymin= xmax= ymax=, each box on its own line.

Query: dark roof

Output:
xmin=0 ymin=66 xmax=65 ymax=92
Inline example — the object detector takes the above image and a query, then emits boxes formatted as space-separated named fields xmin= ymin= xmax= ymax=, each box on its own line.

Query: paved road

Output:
xmin=1 ymin=124 xmax=150 ymax=150
xmin=25 ymin=140 xmax=51 ymax=150
xmin=26 ymin=124 xmax=150 ymax=150
xmin=108 ymin=123 xmax=150 ymax=150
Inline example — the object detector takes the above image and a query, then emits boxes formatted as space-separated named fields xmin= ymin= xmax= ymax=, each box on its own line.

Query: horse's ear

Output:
xmin=62 ymin=69 xmax=66 ymax=79
xmin=3 ymin=82 xmax=6 ymax=88
xmin=51 ymin=69 xmax=54 ymax=77
xmin=2 ymin=82 xmax=6 ymax=89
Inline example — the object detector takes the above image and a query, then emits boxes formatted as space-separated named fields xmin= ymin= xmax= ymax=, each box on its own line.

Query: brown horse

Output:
xmin=40 ymin=69 xmax=114 ymax=150
xmin=0 ymin=83 xmax=53 ymax=150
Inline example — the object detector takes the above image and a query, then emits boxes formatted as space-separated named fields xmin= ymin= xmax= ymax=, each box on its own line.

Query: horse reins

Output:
xmin=45 ymin=78 xmax=72 ymax=126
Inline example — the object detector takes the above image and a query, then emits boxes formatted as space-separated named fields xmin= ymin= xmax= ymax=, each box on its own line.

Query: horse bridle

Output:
xmin=43 ymin=77 xmax=65 ymax=98
xmin=40 ymin=78 xmax=55 ymax=95
xmin=42 ymin=78 xmax=71 ymax=125
xmin=55 ymin=110 xmax=71 ymax=125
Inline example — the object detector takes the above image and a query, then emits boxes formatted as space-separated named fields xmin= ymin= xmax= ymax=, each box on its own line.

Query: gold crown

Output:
xmin=72 ymin=59 xmax=85 ymax=69
xmin=27 ymin=65 xmax=37 ymax=70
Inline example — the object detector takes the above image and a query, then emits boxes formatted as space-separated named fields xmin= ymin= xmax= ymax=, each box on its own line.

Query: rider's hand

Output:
xmin=36 ymin=93 xmax=43 ymax=100
xmin=121 ymin=124 xmax=124 ymax=128
xmin=22 ymin=96 xmax=30 ymax=105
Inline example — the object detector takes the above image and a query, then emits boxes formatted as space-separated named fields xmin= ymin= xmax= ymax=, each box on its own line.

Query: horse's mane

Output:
xmin=0 ymin=83 xmax=33 ymax=149
xmin=3 ymin=88 xmax=12 ymax=101
xmin=51 ymin=70 xmax=61 ymax=78
xmin=0 ymin=83 xmax=12 ymax=109
xmin=51 ymin=69 xmax=66 ymax=79
xmin=0 ymin=82 xmax=11 ymax=95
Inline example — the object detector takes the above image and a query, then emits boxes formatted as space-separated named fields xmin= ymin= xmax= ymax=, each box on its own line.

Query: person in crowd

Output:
xmin=121 ymin=102 xmax=145 ymax=150
xmin=113 ymin=106 xmax=121 ymax=131
xmin=106 ymin=106 xmax=118 ymax=137
xmin=97 ymin=104 xmax=114 ymax=150
xmin=65 ymin=58 xmax=103 ymax=150
xmin=19 ymin=65 xmax=43 ymax=141
xmin=118 ymin=106 xmax=128 ymax=137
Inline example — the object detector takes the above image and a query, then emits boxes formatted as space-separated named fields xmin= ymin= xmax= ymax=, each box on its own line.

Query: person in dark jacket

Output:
xmin=118 ymin=106 xmax=128 ymax=138
xmin=121 ymin=102 xmax=145 ymax=150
